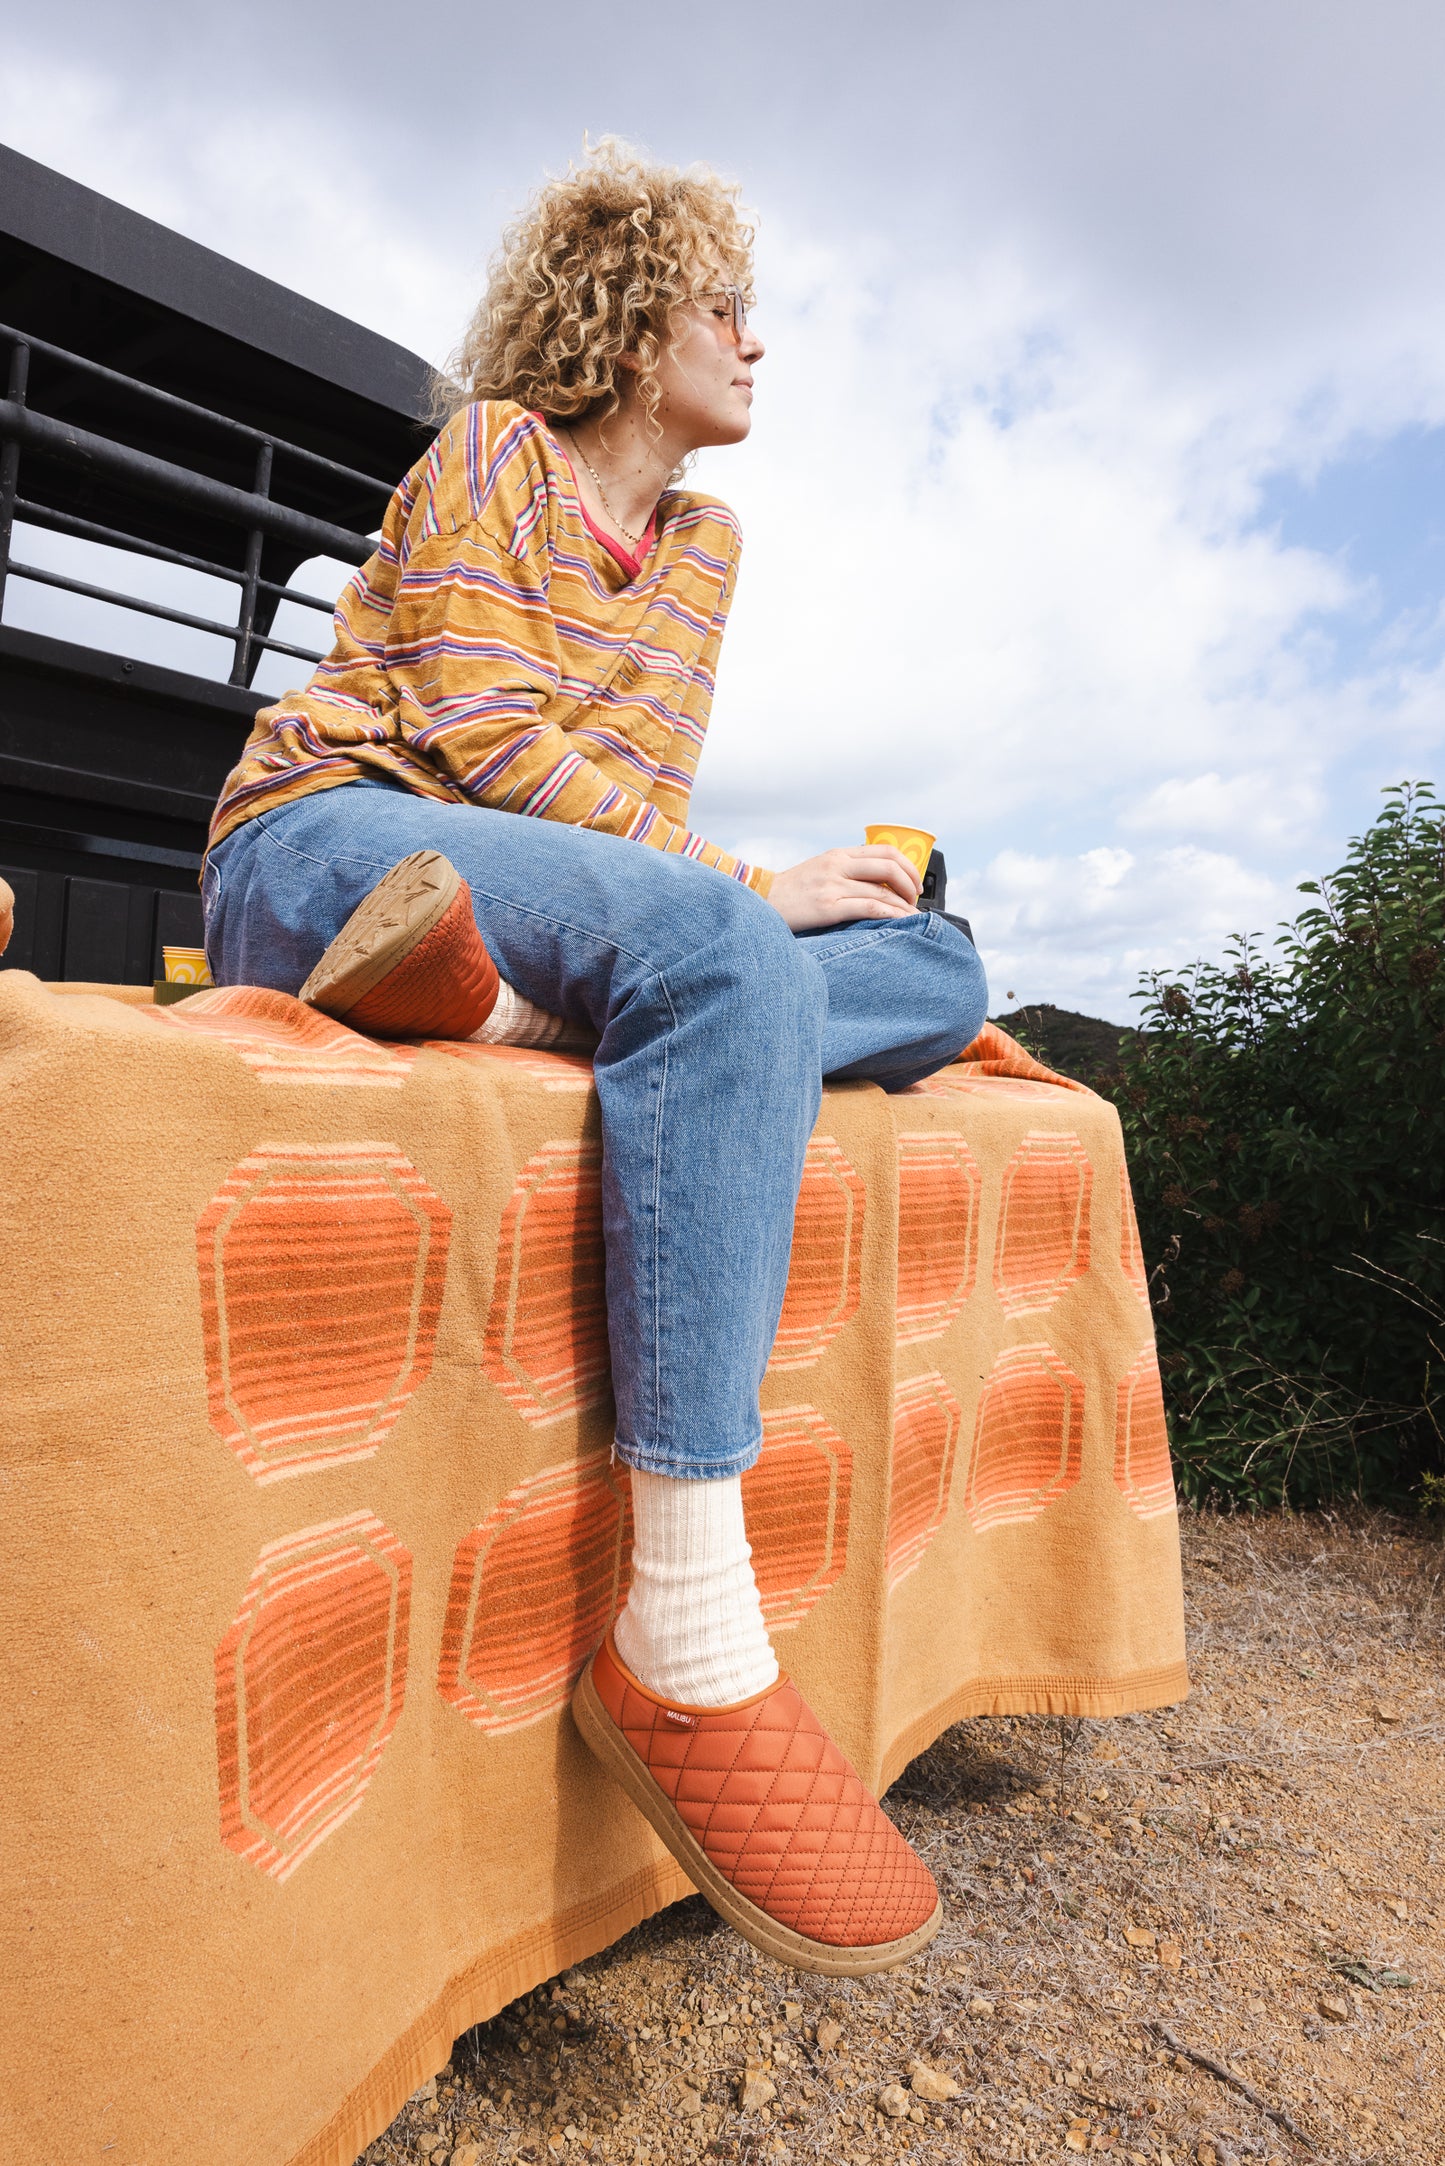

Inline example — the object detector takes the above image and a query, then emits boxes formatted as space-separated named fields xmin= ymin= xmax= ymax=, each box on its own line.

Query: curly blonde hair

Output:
xmin=433 ymin=138 xmax=754 ymax=439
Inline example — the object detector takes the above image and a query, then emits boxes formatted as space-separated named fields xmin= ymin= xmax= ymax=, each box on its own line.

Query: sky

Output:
xmin=3 ymin=0 xmax=1444 ymax=1019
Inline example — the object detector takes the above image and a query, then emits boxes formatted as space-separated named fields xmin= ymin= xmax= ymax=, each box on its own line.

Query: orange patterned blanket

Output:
xmin=0 ymin=975 xmax=1185 ymax=2166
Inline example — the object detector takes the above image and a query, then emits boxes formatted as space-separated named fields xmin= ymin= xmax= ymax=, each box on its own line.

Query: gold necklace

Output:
xmin=565 ymin=430 xmax=648 ymax=550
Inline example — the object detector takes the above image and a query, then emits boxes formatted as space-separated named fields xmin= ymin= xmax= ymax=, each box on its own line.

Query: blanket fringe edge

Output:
xmin=284 ymin=1855 xmax=693 ymax=2166
xmin=877 ymin=1659 xmax=1192 ymax=1796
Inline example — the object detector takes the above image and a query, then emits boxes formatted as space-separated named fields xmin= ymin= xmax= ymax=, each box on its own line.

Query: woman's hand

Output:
xmin=765 ymin=846 xmax=922 ymax=932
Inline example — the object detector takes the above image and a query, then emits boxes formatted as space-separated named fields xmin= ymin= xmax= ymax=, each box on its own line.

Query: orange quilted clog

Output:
xmin=298 ymin=850 xmax=500 ymax=1039
xmin=573 ymin=1633 xmax=942 ymax=1975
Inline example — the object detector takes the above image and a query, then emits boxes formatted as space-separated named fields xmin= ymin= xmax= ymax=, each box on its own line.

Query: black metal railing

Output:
xmin=0 ymin=323 xmax=394 ymax=685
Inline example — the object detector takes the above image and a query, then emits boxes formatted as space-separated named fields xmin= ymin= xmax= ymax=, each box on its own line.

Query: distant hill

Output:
xmin=990 ymin=1003 xmax=1142 ymax=1087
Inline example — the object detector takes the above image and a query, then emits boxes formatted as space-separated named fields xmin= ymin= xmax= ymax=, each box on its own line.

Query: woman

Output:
xmin=204 ymin=141 xmax=988 ymax=1975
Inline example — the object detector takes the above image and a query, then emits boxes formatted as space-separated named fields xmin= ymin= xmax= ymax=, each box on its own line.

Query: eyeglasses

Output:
xmin=698 ymin=287 xmax=750 ymax=342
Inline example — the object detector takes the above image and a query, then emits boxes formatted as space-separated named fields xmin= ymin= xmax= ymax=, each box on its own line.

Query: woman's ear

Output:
xmin=616 ymin=351 xmax=640 ymax=375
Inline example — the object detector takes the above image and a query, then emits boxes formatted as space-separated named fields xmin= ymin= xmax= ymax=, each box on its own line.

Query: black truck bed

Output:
xmin=0 ymin=143 xmax=433 ymax=980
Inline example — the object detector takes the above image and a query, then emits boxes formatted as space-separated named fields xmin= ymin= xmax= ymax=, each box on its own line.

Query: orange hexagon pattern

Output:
xmin=438 ymin=1454 xmax=633 ymax=1735
xmin=742 ymin=1404 xmax=852 ymax=1628
xmin=964 ymin=1344 xmax=1085 ymax=1533
xmin=215 ymin=1511 xmax=412 ymax=1881
xmin=1114 ymin=1347 xmax=1177 ymax=1521
xmin=483 ymin=1141 xmax=611 ymax=1427
xmin=149 ymin=985 xmax=419 ymax=1086
xmin=1120 ymin=1162 xmax=1149 ymax=1304
xmin=767 ymin=1138 xmax=866 ymax=1371
xmin=435 ymin=1411 xmax=856 ymax=1738
xmin=886 ymin=1372 xmax=963 ymax=1588
xmin=895 ymin=1134 xmax=981 ymax=1345
xmin=196 ymin=1143 xmax=451 ymax=1483
xmin=994 ymin=1131 xmax=1093 ymax=1317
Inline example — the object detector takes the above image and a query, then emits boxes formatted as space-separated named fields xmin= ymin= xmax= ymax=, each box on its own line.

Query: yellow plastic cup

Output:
xmin=864 ymin=823 xmax=936 ymax=878
xmin=162 ymin=944 xmax=213 ymax=986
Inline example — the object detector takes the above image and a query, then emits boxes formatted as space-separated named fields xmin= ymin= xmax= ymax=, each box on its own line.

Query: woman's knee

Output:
xmin=666 ymin=870 xmax=824 ymax=1034
xmin=900 ymin=918 xmax=989 ymax=1073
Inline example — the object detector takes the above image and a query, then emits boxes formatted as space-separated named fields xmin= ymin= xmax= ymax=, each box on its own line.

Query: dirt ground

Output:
xmin=360 ymin=1513 xmax=1443 ymax=2166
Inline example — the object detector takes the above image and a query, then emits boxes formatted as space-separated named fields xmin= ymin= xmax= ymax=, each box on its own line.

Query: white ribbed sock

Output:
xmin=469 ymin=977 xmax=598 ymax=1052
xmin=613 ymin=1468 xmax=780 ymax=1707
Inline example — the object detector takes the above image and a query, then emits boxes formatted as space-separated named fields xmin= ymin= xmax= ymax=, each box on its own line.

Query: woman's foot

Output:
xmin=572 ymin=1634 xmax=942 ymax=1976
xmin=298 ymin=851 xmax=500 ymax=1038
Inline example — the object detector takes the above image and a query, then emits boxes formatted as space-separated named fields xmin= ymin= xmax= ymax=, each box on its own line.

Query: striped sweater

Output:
xmin=208 ymin=400 xmax=770 ymax=893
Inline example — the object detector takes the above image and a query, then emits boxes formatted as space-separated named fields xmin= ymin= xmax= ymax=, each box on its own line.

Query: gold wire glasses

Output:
xmin=699 ymin=287 xmax=750 ymax=342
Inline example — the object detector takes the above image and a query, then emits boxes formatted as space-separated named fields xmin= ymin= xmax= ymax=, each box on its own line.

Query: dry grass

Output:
xmin=361 ymin=1513 xmax=1444 ymax=2166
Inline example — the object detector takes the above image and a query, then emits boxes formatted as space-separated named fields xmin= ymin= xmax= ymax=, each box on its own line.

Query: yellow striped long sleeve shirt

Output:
xmin=208 ymin=399 xmax=770 ymax=893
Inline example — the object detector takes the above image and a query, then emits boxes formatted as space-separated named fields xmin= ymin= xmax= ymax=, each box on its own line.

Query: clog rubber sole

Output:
xmin=571 ymin=1658 xmax=942 ymax=1977
xmin=298 ymin=849 xmax=460 ymax=1015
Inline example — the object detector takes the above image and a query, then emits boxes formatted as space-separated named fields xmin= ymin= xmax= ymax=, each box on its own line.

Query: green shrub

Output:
xmin=1104 ymin=783 xmax=1445 ymax=1508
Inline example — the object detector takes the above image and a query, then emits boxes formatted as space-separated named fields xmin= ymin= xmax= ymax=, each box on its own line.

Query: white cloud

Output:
xmin=1119 ymin=770 xmax=1327 ymax=847
xmin=964 ymin=843 xmax=1301 ymax=1023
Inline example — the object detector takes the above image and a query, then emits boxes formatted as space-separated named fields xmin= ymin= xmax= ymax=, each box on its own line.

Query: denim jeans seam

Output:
xmin=482 ymin=892 xmax=798 ymax=990
xmin=647 ymin=966 xmax=678 ymax=1457
xmin=813 ymin=911 xmax=941 ymax=965
xmin=614 ymin=1432 xmax=761 ymax=1480
xmin=252 ymin=820 xmax=405 ymax=876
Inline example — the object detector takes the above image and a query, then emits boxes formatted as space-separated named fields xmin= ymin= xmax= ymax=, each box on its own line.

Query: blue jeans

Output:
xmin=204 ymin=782 xmax=988 ymax=1479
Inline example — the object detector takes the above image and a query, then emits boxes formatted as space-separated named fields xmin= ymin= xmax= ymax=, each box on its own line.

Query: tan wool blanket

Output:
xmin=0 ymin=973 xmax=1187 ymax=2166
